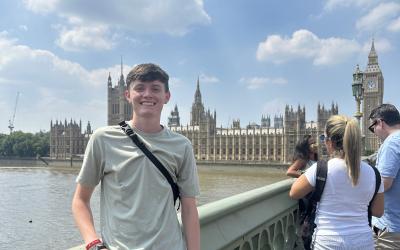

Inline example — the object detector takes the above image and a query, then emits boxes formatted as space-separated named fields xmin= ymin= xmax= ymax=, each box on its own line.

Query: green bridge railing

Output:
xmin=70 ymin=178 xmax=300 ymax=250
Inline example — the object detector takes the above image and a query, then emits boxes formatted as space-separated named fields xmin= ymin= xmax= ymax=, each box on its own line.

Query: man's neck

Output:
xmin=387 ymin=125 xmax=400 ymax=136
xmin=130 ymin=117 xmax=162 ymax=134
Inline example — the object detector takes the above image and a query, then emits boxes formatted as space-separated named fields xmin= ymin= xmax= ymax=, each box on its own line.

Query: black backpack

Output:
xmin=298 ymin=160 xmax=327 ymax=250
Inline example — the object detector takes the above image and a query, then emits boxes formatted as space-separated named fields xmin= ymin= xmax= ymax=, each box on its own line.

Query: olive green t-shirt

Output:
xmin=76 ymin=123 xmax=200 ymax=250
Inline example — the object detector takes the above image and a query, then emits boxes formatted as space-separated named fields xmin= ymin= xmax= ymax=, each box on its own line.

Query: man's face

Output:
xmin=125 ymin=80 xmax=170 ymax=119
xmin=369 ymin=119 xmax=386 ymax=140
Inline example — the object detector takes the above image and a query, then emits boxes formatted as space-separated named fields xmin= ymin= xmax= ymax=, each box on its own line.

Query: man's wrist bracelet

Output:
xmin=86 ymin=239 xmax=101 ymax=250
xmin=94 ymin=243 xmax=107 ymax=250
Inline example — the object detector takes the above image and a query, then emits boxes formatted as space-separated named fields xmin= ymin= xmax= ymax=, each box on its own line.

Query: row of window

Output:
xmin=195 ymin=147 xmax=282 ymax=156
xmin=111 ymin=103 xmax=132 ymax=115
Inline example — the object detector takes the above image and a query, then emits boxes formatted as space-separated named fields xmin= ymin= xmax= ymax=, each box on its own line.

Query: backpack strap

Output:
xmin=119 ymin=121 xmax=180 ymax=207
xmin=368 ymin=165 xmax=381 ymax=226
xmin=312 ymin=160 xmax=328 ymax=202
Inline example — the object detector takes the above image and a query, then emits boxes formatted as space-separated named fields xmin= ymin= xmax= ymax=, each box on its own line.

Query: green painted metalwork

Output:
xmin=197 ymin=178 xmax=300 ymax=250
xmin=69 ymin=179 xmax=300 ymax=250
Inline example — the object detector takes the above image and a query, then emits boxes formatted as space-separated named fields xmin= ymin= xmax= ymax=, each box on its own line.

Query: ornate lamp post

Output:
xmin=352 ymin=64 xmax=364 ymax=125
xmin=352 ymin=64 xmax=365 ymax=155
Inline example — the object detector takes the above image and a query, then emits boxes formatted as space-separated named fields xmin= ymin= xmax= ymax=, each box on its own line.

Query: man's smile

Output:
xmin=140 ymin=101 xmax=156 ymax=106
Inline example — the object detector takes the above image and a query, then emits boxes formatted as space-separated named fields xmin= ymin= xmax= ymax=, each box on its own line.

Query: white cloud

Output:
xmin=271 ymin=77 xmax=288 ymax=85
xmin=356 ymin=2 xmax=400 ymax=32
xmin=24 ymin=0 xmax=211 ymax=51
xmin=256 ymin=29 xmax=361 ymax=65
xmin=55 ymin=25 xmax=115 ymax=51
xmin=324 ymin=0 xmax=377 ymax=11
xmin=199 ymin=73 xmax=220 ymax=84
xmin=240 ymin=77 xmax=288 ymax=90
xmin=0 ymin=33 xmax=123 ymax=133
xmin=388 ymin=17 xmax=400 ymax=32
xmin=23 ymin=0 xmax=59 ymax=14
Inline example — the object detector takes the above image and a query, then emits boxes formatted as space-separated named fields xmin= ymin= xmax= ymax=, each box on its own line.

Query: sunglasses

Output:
xmin=319 ymin=134 xmax=329 ymax=142
xmin=368 ymin=120 xmax=378 ymax=133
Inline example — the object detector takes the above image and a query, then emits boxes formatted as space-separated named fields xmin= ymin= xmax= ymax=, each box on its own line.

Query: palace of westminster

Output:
xmin=50 ymin=41 xmax=383 ymax=163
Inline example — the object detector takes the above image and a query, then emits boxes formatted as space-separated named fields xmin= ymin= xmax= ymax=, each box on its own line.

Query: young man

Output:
xmin=369 ymin=103 xmax=400 ymax=249
xmin=72 ymin=63 xmax=200 ymax=250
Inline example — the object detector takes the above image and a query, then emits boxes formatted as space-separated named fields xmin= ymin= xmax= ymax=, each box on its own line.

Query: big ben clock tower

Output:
xmin=362 ymin=39 xmax=384 ymax=153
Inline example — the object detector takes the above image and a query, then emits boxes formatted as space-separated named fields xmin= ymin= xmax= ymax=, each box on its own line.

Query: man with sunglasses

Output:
xmin=369 ymin=103 xmax=400 ymax=249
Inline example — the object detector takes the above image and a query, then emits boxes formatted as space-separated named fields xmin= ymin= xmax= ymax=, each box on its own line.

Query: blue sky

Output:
xmin=0 ymin=0 xmax=399 ymax=134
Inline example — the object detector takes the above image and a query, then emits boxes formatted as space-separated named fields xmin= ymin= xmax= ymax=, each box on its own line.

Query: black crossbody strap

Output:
xmin=368 ymin=164 xmax=381 ymax=226
xmin=119 ymin=121 xmax=180 ymax=206
xmin=313 ymin=160 xmax=328 ymax=202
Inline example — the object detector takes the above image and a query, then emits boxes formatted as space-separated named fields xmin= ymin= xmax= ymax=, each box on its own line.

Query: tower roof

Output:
xmin=118 ymin=56 xmax=125 ymax=86
xmin=194 ymin=76 xmax=202 ymax=104
xmin=107 ymin=72 xmax=112 ymax=87
xmin=368 ymin=39 xmax=377 ymax=60
xmin=365 ymin=38 xmax=381 ymax=73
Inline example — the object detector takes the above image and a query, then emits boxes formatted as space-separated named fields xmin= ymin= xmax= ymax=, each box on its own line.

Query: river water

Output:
xmin=0 ymin=165 xmax=288 ymax=249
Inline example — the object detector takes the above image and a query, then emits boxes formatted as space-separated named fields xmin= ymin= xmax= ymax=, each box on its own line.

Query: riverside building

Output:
xmin=167 ymin=79 xmax=338 ymax=163
xmin=49 ymin=119 xmax=92 ymax=159
xmin=51 ymin=40 xmax=383 ymax=161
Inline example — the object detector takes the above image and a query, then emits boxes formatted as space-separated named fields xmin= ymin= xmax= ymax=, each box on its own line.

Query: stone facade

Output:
xmin=168 ymin=81 xmax=338 ymax=163
xmin=107 ymin=59 xmax=132 ymax=126
xmin=49 ymin=119 xmax=92 ymax=159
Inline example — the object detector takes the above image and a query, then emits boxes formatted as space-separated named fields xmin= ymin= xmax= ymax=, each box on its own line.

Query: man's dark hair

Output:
xmin=126 ymin=63 xmax=169 ymax=92
xmin=369 ymin=103 xmax=400 ymax=126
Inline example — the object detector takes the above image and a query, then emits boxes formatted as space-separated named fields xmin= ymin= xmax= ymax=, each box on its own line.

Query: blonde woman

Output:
xmin=290 ymin=115 xmax=384 ymax=249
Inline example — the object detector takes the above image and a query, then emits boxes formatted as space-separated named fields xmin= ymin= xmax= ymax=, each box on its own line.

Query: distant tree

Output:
xmin=0 ymin=131 xmax=49 ymax=157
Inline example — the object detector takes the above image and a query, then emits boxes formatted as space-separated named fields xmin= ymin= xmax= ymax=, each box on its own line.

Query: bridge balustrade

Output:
xmin=70 ymin=179 xmax=300 ymax=250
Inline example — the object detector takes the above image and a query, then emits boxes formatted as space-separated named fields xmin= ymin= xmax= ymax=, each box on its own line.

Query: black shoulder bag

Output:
xmin=368 ymin=165 xmax=381 ymax=226
xmin=298 ymin=160 xmax=328 ymax=250
xmin=119 ymin=121 xmax=180 ymax=207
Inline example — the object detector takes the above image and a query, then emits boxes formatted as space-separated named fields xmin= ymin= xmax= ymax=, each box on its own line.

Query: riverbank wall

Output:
xmin=0 ymin=157 xmax=289 ymax=169
xmin=0 ymin=157 xmax=82 ymax=168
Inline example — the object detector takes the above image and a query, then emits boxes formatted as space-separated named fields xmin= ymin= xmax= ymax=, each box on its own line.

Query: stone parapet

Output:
xmin=69 ymin=179 xmax=300 ymax=250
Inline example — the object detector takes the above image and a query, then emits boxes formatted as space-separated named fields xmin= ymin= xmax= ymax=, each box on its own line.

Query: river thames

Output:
xmin=0 ymin=165 xmax=288 ymax=249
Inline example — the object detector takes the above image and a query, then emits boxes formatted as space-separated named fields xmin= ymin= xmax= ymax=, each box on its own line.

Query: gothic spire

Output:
xmin=194 ymin=76 xmax=202 ymax=104
xmin=118 ymin=56 xmax=125 ymax=86
xmin=365 ymin=38 xmax=381 ymax=73
xmin=108 ymin=72 xmax=112 ymax=88
xmin=368 ymin=39 xmax=378 ymax=65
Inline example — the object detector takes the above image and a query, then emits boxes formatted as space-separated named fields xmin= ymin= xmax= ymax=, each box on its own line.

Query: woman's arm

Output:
xmin=286 ymin=159 xmax=307 ymax=178
xmin=289 ymin=174 xmax=314 ymax=199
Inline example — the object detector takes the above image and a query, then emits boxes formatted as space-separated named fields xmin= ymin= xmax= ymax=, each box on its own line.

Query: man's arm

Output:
xmin=180 ymin=196 xmax=200 ymax=250
xmin=71 ymin=183 xmax=100 ymax=245
xmin=382 ymin=176 xmax=394 ymax=191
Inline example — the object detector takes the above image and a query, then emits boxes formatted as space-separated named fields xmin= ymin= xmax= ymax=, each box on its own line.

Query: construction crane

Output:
xmin=8 ymin=92 xmax=20 ymax=134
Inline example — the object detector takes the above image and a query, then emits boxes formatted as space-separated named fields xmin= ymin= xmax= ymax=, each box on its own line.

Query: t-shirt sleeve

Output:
xmin=377 ymin=140 xmax=400 ymax=179
xmin=378 ymin=177 xmax=384 ymax=193
xmin=177 ymin=141 xmax=200 ymax=198
xmin=76 ymin=130 xmax=105 ymax=187
xmin=304 ymin=162 xmax=318 ymax=187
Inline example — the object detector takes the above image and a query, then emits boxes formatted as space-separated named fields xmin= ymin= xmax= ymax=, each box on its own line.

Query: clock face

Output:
xmin=368 ymin=80 xmax=376 ymax=89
